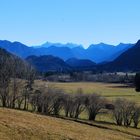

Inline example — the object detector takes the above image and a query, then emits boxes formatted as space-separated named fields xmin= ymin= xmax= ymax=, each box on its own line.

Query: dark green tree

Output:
xmin=135 ymin=73 xmax=140 ymax=92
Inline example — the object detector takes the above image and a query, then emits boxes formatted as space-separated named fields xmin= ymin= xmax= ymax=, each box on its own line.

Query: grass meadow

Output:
xmin=36 ymin=81 xmax=140 ymax=104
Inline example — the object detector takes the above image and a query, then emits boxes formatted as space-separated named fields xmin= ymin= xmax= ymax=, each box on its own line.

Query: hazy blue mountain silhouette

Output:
xmin=0 ymin=40 xmax=133 ymax=63
xmin=106 ymin=43 xmax=133 ymax=61
xmin=1 ymin=39 xmax=139 ymax=72
xmin=71 ymin=47 xmax=88 ymax=59
xmin=39 ymin=46 xmax=74 ymax=60
xmin=101 ymin=40 xmax=140 ymax=71
xmin=33 ymin=42 xmax=83 ymax=49
xmin=0 ymin=40 xmax=75 ymax=60
xmin=86 ymin=43 xmax=133 ymax=63
xmin=0 ymin=40 xmax=37 ymax=58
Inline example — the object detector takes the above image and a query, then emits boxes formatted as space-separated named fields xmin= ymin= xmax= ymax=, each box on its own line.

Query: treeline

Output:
xmin=44 ymin=71 xmax=135 ymax=83
xmin=30 ymin=87 xmax=105 ymax=120
xmin=0 ymin=48 xmax=35 ymax=109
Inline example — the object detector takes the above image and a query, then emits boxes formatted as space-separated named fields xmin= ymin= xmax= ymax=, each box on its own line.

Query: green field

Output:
xmin=44 ymin=82 xmax=140 ymax=104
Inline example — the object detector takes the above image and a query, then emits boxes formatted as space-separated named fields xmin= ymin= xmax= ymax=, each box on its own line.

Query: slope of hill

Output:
xmin=66 ymin=58 xmax=96 ymax=67
xmin=108 ymin=43 xmax=133 ymax=61
xmin=71 ymin=46 xmax=88 ymax=59
xmin=26 ymin=55 xmax=71 ymax=72
xmin=101 ymin=40 xmax=140 ymax=71
xmin=0 ymin=108 xmax=139 ymax=140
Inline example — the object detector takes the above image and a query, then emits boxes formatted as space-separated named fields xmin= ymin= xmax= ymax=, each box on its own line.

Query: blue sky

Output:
xmin=0 ymin=0 xmax=140 ymax=48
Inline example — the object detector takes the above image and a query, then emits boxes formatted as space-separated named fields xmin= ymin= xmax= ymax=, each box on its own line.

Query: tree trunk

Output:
xmin=89 ymin=113 xmax=96 ymax=121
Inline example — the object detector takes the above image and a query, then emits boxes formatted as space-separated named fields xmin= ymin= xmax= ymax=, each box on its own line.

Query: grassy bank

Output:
xmin=0 ymin=108 xmax=140 ymax=140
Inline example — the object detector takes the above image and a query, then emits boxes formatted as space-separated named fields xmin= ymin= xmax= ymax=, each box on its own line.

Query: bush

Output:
xmin=132 ymin=106 xmax=140 ymax=128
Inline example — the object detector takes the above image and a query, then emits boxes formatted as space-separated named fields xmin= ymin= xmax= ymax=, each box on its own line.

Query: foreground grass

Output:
xmin=0 ymin=108 xmax=140 ymax=140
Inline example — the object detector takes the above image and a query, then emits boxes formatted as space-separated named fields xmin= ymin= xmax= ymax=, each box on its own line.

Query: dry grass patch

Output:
xmin=38 ymin=81 xmax=140 ymax=104
xmin=0 ymin=108 xmax=139 ymax=140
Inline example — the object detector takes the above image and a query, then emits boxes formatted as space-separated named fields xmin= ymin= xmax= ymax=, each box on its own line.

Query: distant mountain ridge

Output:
xmin=0 ymin=40 xmax=37 ymax=58
xmin=86 ymin=43 xmax=133 ymax=63
xmin=1 ymin=39 xmax=140 ymax=72
xmin=27 ymin=38 xmax=140 ymax=72
xmin=100 ymin=40 xmax=140 ymax=71
xmin=33 ymin=42 xmax=83 ymax=49
xmin=0 ymin=40 xmax=134 ymax=63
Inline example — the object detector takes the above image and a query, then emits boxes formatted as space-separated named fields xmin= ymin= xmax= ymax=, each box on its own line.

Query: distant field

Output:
xmin=36 ymin=81 xmax=140 ymax=104
xmin=34 ymin=81 xmax=140 ymax=125
xmin=0 ymin=108 xmax=140 ymax=140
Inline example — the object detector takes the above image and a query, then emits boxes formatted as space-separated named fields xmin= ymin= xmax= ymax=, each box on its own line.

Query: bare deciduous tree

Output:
xmin=62 ymin=94 xmax=73 ymax=117
xmin=52 ymin=90 xmax=64 ymax=116
xmin=23 ymin=65 xmax=36 ymax=110
xmin=132 ymin=106 xmax=140 ymax=128
xmin=0 ymin=52 xmax=12 ymax=107
xmin=122 ymin=100 xmax=135 ymax=126
xmin=113 ymin=99 xmax=123 ymax=125
xmin=85 ymin=94 xmax=104 ymax=121
xmin=30 ymin=89 xmax=42 ymax=111
xmin=113 ymin=98 xmax=135 ymax=126
xmin=73 ymin=88 xmax=86 ymax=118
xmin=10 ymin=57 xmax=26 ymax=108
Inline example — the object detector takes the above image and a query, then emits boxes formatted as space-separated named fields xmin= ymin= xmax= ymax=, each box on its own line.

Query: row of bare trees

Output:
xmin=29 ymin=86 xmax=140 ymax=128
xmin=29 ymin=87 xmax=105 ymax=121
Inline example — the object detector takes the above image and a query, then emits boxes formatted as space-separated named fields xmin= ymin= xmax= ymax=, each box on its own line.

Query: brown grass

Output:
xmin=0 ymin=108 xmax=140 ymax=140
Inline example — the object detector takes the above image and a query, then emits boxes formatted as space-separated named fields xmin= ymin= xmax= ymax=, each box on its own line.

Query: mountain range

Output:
xmin=26 ymin=39 xmax=140 ymax=72
xmin=0 ymin=39 xmax=140 ymax=72
xmin=0 ymin=40 xmax=133 ymax=63
xmin=100 ymin=40 xmax=140 ymax=71
xmin=32 ymin=42 xmax=83 ymax=49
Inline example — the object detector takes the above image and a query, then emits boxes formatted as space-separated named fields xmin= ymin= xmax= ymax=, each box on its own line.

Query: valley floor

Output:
xmin=0 ymin=108 xmax=140 ymax=140
xmin=41 ymin=82 xmax=140 ymax=104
